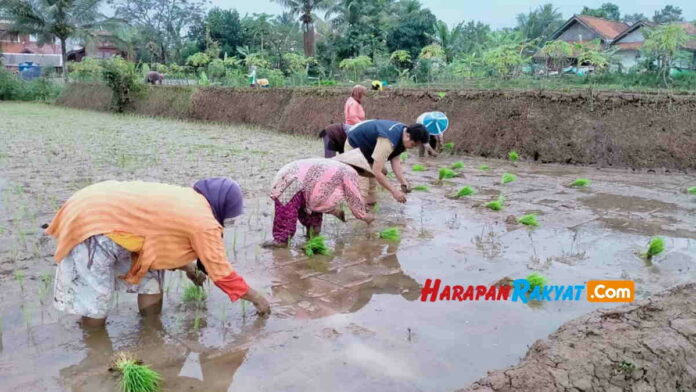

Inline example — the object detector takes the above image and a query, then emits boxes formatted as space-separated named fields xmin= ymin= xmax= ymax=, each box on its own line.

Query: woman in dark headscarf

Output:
xmin=46 ymin=177 xmax=270 ymax=328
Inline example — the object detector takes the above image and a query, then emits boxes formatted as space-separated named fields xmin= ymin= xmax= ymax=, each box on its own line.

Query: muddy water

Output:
xmin=0 ymin=103 xmax=695 ymax=391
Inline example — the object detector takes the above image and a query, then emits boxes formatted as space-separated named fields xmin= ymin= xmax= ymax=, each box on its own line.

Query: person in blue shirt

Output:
xmin=344 ymin=120 xmax=430 ymax=204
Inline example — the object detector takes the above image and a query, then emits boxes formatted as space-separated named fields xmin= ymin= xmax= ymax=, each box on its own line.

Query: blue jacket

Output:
xmin=347 ymin=120 xmax=405 ymax=163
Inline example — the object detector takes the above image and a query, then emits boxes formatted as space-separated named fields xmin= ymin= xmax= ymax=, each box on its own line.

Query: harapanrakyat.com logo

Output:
xmin=420 ymin=279 xmax=635 ymax=303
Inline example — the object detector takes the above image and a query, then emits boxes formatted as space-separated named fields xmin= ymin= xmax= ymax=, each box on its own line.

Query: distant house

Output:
xmin=551 ymin=15 xmax=628 ymax=48
xmin=66 ymin=31 xmax=130 ymax=62
xmin=0 ymin=21 xmax=63 ymax=71
xmin=612 ymin=21 xmax=696 ymax=69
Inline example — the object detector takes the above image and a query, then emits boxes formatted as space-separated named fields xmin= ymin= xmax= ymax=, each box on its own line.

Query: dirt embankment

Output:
xmin=459 ymin=283 xmax=696 ymax=392
xmin=56 ymin=85 xmax=696 ymax=170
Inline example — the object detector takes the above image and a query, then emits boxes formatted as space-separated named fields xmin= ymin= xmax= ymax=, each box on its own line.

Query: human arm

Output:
xmin=372 ymin=138 xmax=406 ymax=203
xmin=343 ymin=171 xmax=375 ymax=223
xmin=390 ymin=156 xmax=410 ymax=192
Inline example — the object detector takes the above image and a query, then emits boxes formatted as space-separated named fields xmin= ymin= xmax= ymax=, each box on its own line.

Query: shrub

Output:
xmin=69 ymin=58 xmax=103 ymax=82
xmin=0 ymin=68 xmax=22 ymax=100
xmin=102 ymin=57 xmax=144 ymax=112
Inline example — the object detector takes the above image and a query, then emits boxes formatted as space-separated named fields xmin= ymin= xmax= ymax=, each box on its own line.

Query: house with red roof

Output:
xmin=0 ymin=21 xmax=63 ymax=71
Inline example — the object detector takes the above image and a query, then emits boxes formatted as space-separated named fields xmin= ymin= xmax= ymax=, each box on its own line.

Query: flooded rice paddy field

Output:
xmin=0 ymin=102 xmax=694 ymax=391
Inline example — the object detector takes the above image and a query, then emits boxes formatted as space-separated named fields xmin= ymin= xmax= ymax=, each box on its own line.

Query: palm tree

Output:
xmin=431 ymin=21 xmax=462 ymax=63
xmin=1 ymin=0 xmax=121 ymax=80
xmin=273 ymin=0 xmax=331 ymax=57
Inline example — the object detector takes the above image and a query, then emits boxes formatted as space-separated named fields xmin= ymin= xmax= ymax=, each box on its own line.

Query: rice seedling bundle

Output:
xmin=182 ymin=284 xmax=206 ymax=303
xmin=455 ymin=186 xmax=475 ymax=198
xmin=479 ymin=165 xmax=490 ymax=171
xmin=304 ymin=235 xmax=331 ymax=256
xmin=485 ymin=194 xmax=505 ymax=211
xmin=451 ymin=161 xmax=465 ymax=170
xmin=508 ymin=150 xmax=519 ymax=162
xmin=443 ymin=142 xmax=455 ymax=152
xmin=501 ymin=173 xmax=517 ymax=184
xmin=379 ymin=227 xmax=401 ymax=241
xmin=113 ymin=353 xmax=162 ymax=392
xmin=412 ymin=164 xmax=425 ymax=172
xmin=645 ymin=237 xmax=665 ymax=260
xmin=413 ymin=185 xmax=430 ymax=191
xmin=439 ymin=168 xmax=456 ymax=180
xmin=688 ymin=186 xmax=696 ymax=195
xmin=517 ymin=214 xmax=539 ymax=227
xmin=525 ymin=273 xmax=547 ymax=290
xmin=570 ymin=178 xmax=591 ymax=187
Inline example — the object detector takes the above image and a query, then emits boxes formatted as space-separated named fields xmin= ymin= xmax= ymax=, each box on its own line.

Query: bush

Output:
xmin=259 ymin=68 xmax=286 ymax=87
xmin=68 ymin=58 xmax=103 ymax=82
xmin=0 ymin=68 xmax=22 ymax=100
xmin=0 ymin=69 xmax=61 ymax=101
xmin=101 ymin=57 xmax=143 ymax=112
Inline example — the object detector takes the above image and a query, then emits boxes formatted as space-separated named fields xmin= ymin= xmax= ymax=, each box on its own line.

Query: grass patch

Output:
xmin=438 ymin=168 xmax=456 ymax=180
xmin=379 ymin=227 xmax=401 ymax=242
xmin=688 ymin=186 xmax=696 ymax=195
xmin=508 ymin=150 xmax=519 ymax=163
xmin=525 ymin=273 xmax=547 ymax=290
xmin=645 ymin=237 xmax=665 ymax=260
xmin=479 ymin=165 xmax=490 ymax=171
xmin=413 ymin=185 xmax=430 ymax=191
xmin=112 ymin=353 xmax=162 ymax=392
xmin=501 ymin=173 xmax=517 ymax=184
xmin=412 ymin=164 xmax=425 ymax=172
xmin=485 ymin=194 xmax=505 ymax=211
xmin=517 ymin=214 xmax=539 ymax=227
xmin=455 ymin=186 xmax=475 ymax=198
xmin=182 ymin=284 xmax=206 ymax=303
xmin=570 ymin=178 xmax=591 ymax=187
xmin=304 ymin=235 xmax=331 ymax=256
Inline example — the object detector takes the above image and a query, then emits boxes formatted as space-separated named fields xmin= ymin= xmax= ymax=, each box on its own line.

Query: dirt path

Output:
xmin=0 ymin=103 xmax=695 ymax=391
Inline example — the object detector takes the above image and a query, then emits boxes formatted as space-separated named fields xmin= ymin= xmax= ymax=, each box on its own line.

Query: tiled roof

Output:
xmin=575 ymin=15 xmax=629 ymax=40
xmin=678 ymin=22 xmax=696 ymax=35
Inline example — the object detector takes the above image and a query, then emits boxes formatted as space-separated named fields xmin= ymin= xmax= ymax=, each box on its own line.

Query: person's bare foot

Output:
xmin=261 ymin=240 xmax=288 ymax=248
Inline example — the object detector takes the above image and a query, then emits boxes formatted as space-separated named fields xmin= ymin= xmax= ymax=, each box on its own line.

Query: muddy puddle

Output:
xmin=0 ymin=103 xmax=695 ymax=391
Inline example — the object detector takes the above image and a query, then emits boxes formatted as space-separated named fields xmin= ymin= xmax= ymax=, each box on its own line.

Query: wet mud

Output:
xmin=1 ymin=102 xmax=695 ymax=391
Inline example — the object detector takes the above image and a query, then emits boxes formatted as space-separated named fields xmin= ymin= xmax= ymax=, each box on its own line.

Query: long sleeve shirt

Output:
xmin=344 ymin=97 xmax=365 ymax=126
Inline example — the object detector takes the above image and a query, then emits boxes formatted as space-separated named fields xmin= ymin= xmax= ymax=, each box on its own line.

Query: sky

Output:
xmin=216 ymin=0 xmax=696 ymax=28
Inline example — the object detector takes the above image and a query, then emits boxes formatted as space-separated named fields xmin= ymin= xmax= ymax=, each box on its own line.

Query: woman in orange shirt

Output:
xmin=344 ymin=84 xmax=367 ymax=126
xmin=46 ymin=177 xmax=270 ymax=327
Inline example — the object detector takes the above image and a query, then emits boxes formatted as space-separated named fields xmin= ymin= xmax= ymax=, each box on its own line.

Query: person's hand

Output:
xmin=186 ymin=268 xmax=207 ymax=286
xmin=400 ymin=181 xmax=411 ymax=193
xmin=391 ymin=189 xmax=407 ymax=203
xmin=242 ymin=288 xmax=271 ymax=316
xmin=362 ymin=213 xmax=375 ymax=224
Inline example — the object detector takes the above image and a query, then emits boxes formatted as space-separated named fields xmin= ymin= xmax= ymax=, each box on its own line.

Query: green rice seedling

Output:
xmin=182 ymin=284 xmax=206 ymax=303
xmin=451 ymin=161 xmax=465 ymax=170
xmin=379 ymin=227 xmax=401 ymax=242
xmin=517 ymin=214 xmax=539 ymax=227
xmin=413 ymin=185 xmax=430 ymax=191
xmin=112 ymin=352 xmax=162 ymax=392
xmin=479 ymin=165 xmax=490 ymax=171
xmin=443 ymin=142 xmax=455 ymax=153
xmin=570 ymin=178 xmax=591 ymax=187
xmin=400 ymin=152 xmax=409 ymax=161
xmin=412 ymin=164 xmax=425 ymax=172
xmin=15 ymin=271 xmax=25 ymax=291
xmin=455 ymin=186 xmax=475 ymax=198
xmin=304 ymin=235 xmax=331 ymax=256
xmin=687 ymin=186 xmax=696 ymax=195
xmin=437 ymin=91 xmax=447 ymax=99
xmin=485 ymin=194 xmax=505 ymax=211
xmin=645 ymin=237 xmax=665 ymax=260
xmin=525 ymin=273 xmax=547 ymax=290
xmin=508 ymin=150 xmax=519 ymax=162
xmin=501 ymin=173 xmax=517 ymax=184
xmin=439 ymin=168 xmax=456 ymax=180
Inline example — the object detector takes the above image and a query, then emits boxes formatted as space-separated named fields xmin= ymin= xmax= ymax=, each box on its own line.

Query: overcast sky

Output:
xmin=215 ymin=0 xmax=695 ymax=28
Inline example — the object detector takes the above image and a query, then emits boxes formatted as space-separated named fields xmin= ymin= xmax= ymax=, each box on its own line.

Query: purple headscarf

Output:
xmin=193 ymin=177 xmax=244 ymax=226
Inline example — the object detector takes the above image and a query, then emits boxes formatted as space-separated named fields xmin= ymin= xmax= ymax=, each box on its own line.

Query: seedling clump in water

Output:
xmin=438 ymin=168 xmax=456 ymax=180
xmin=688 ymin=186 xmax=696 ymax=195
xmin=400 ymin=152 xmax=409 ymax=161
xmin=570 ymin=178 xmax=591 ymax=187
xmin=182 ymin=284 xmax=206 ymax=303
xmin=508 ymin=150 xmax=519 ymax=162
xmin=451 ymin=161 xmax=464 ymax=170
xmin=501 ymin=173 xmax=517 ymax=184
xmin=413 ymin=185 xmax=430 ymax=191
xmin=443 ymin=142 xmax=455 ymax=153
xmin=455 ymin=186 xmax=475 ymax=198
xmin=412 ymin=164 xmax=425 ymax=172
xmin=379 ymin=227 xmax=401 ymax=241
xmin=644 ymin=237 xmax=665 ymax=260
xmin=525 ymin=273 xmax=547 ymax=290
xmin=304 ymin=235 xmax=331 ymax=256
xmin=479 ymin=165 xmax=490 ymax=171
xmin=486 ymin=194 xmax=505 ymax=211
xmin=112 ymin=352 xmax=162 ymax=392
xmin=517 ymin=214 xmax=539 ymax=227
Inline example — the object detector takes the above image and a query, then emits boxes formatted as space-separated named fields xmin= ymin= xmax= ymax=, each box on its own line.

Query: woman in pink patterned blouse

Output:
xmin=262 ymin=150 xmax=375 ymax=248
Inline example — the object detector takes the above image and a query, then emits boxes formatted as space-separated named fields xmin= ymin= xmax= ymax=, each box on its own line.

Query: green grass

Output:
xmin=517 ymin=214 xmax=539 ymax=227
xmin=379 ymin=227 xmax=401 ymax=241
xmin=438 ymin=167 xmax=456 ymax=180
xmin=413 ymin=185 xmax=430 ymax=191
xmin=455 ymin=186 xmax=475 ymax=198
xmin=645 ymin=237 xmax=665 ymax=260
xmin=508 ymin=150 xmax=519 ymax=162
xmin=182 ymin=284 xmax=206 ymax=303
xmin=525 ymin=273 xmax=547 ymax=290
xmin=501 ymin=173 xmax=517 ymax=184
xmin=688 ymin=186 xmax=696 ymax=195
xmin=412 ymin=164 xmax=425 ymax=172
xmin=478 ymin=165 xmax=490 ymax=171
xmin=485 ymin=194 xmax=505 ymax=211
xmin=451 ymin=161 xmax=465 ymax=170
xmin=304 ymin=235 xmax=331 ymax=256
xmin=114 ymin=353 xmax=162 ymax=392
xmin=570 ymin=178 xmax=591 ymax=187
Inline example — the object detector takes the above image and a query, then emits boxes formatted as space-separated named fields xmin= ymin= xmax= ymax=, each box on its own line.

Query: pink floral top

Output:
xmin=271 ymin=159 xmax=368 ymax=220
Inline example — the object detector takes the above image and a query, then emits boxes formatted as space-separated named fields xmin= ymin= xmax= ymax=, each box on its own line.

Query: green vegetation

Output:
xmin=102 ymin=57 xmax=144 ymax=112
xmin=517 ymin=214 xmax=539 ymax=227
xmin=508 ymin=150 xmax=519 ymax=162
xmin=182 ymin=284 xmax=206 ymax=303
xmin=0 ymin=69 xmax=62 ymax=101
xmin=525 ymin=273 xmax=547 ymax=290
xmin=413 ymin=185 xmax=430 ymax=191
xmin=304 ymin=235 xmax=331 ymax=256
xmin=15 ymin=271 xmax=25 ymax=291
xmin=412 ymin=164 xmax=426 ymax=172
xmin=501 ymin=173 xmax=517 ymax=184
xmin=455 ymin=186 xmax=475 ymax=198
xmin=442 ymin=143 xmax=455 ymax=153
xmin=570 ymin=178 xmax=591 ymax=187
xmin=645 ymin=237 xmax=665 ymax=260
xmin=687 ymin=187 xmax=696 ymax=195
xmin=113 ymin=353 xmax=162 ymax=392
xmin=438 ymin=168 xmax=456 ymax=180
xmin=485 ymin=194 xmax=505 ymax=211
xmin=400 ymin=152 xmax=409 ymax=161
xmin=479 ymin=165 xmax=490 ymax=171
xmin=379 ymin=227 xmax=401 ymax=242
xmin=451 ymin=161 xmax=465 ymax=170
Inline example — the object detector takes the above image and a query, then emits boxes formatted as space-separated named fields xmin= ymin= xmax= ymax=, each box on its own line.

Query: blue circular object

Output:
xmin=417 ymin=111 xmax=449 ymax=135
